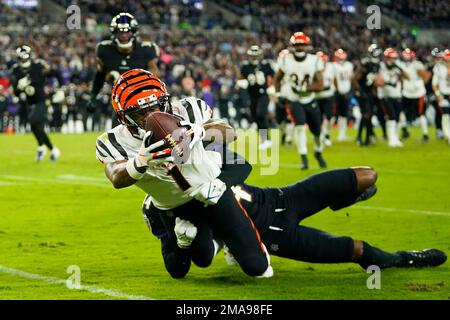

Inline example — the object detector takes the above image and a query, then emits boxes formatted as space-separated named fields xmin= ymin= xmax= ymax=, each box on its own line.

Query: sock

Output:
xmin=358 ymin=241 xmax=401 ymax=269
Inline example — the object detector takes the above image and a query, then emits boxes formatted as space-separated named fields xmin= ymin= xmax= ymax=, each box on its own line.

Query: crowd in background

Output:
xmin=0 ymin=0 xmax=448 ymax=134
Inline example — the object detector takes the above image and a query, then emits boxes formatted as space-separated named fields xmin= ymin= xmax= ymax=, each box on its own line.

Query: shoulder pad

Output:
xmin=241 ymin=60 xmax=250 ymax=66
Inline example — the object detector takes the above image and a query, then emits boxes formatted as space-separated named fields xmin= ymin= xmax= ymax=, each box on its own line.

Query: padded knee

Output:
xmin=239 ymin=254 xmax=269 ymax=277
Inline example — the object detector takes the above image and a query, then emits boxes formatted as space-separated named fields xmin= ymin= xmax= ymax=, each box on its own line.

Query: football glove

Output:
xmin=179 ymin=120 xmax=205 ymax=149
xmin=187 ymin=178 xmax=226 ymax=206
xmin=174 ymin=217 xmax=197 ymax=249
xmin=126 ymin=131 xmax=173 ymax=180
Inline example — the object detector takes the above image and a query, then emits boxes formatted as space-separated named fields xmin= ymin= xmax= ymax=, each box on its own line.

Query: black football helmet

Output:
xmin=16 ymin=45 xmax=32 ymax=68
xmin=109 ymin=13 xmax=139 ymax=50
xmin=247 ymin=45 xmax=262 ymax=65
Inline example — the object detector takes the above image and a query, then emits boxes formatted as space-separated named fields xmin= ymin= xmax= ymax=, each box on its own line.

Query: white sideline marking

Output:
xmin=354 ymin=205 xmax=450 ymax=217
xmin=0 ymin=175 xmax=110 ymax=188
xmin=0 ymin=265 xmax=154 ymax=300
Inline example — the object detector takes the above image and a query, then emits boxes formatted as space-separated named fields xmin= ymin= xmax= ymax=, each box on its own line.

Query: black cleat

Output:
xmin=394 ymin=249 xmax=447 ymax=268
xmin=401 ymin=128 xmax=410 ymax=139
xmin=314 ymin=151 xmax=327 ymax=168
xmin=421 ymin=134 xmax=429 ymax=143
xmin=300 ymin=154 xmax=309 ymax=170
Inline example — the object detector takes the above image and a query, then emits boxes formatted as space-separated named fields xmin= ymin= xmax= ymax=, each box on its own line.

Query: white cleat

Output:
xmin=36 ymin=146 xmax=46 ymax=162
xmin=50 ymin=147 xmax=61 ymax=162
xmin=223 ymin=245 xmax=238 ymax=266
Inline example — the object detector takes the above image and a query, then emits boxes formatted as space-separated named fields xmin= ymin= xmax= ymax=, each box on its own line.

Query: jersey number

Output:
xmin=290 ymin=73 xmax=310 ymax=94
xmin=247 ymin=71 xmax=266 ymax=86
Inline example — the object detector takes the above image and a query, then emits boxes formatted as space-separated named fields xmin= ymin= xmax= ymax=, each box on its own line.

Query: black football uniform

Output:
xmin=239 ymin=60 xmax=274 ymax=130
xmin=10 ymin=60 xmax=60 ymax=149
xmin=144 ymin=162 xmax=366 ymax=277
xmin=355 ymin=58 xmax=382 ymax=143
xmin=95 ymin=40 xmax=159 ymax=83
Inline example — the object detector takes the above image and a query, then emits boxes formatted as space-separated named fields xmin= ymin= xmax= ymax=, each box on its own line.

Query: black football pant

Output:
xmin=242 ymin=168 xmax=361 ymax=263
xmin=154 ymin=189 xmax=269 ymax=277
xmin=357 ymin=94 xmax=374 ymax=143
xmin=28 ymin=102 xmax=53 ymax=149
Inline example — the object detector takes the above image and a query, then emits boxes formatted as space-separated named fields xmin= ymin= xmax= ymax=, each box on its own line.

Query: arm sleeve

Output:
xmin=217 ymin=148 xmax=252 ymax=187
xmin=95 ymin=132 xmax=128 ymax=164
xmin=92 ymin=70 xmax=106 ymax=97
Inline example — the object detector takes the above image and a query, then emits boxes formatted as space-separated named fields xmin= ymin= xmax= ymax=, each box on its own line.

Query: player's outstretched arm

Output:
xmin=104 ymin=160 xmax=137 ymax=189
xmin=102 ymin=132 xmax=172 ymax=189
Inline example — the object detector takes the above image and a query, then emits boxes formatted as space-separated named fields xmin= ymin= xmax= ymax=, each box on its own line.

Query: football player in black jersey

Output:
xmin=237 ymin=45 xmax=275 ymax=150
xmin=90 ymin=12 xmax=160 ymax=125
xmin=10 ymin=45 xmax=61 ymax=161
xmin=144 ymin=160 xmax=447 ymax=279
xmin=353 ymin=44 xmax=382 ymax=146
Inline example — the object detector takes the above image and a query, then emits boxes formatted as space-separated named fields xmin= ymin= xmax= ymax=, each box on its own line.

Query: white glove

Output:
xmin=188 ymin=178 xmax=226 ymax=206
xmin=126 ymin=131 xmax=173 ymax=180
xmin=135 ymin=131 xmax=173 ymax=166
xmin=17 ymin=76 xmax=31 ymax=91
xmin=174 ymin=217 xmax=197 ymax=249
xmin=179 ymin=120 xmax=205 ymax=149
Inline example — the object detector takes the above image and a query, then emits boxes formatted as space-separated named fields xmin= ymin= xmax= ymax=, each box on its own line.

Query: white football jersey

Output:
xmin=402 ymin=60 xmax=426 ymax=98
xmin=333 ymin=61 xmax=353 ymax=95
xmin=432 ymin=62 xmax=450 ymax=95
xmin=96 ymin=97 xmax=222 ymax=210
xmin=316 ymin=62 xmax=336 ymax=99
xmin=379 ymin=62 xmax=403 ymax=98
xmin=277 ymin=52 xmax=324 ymax=104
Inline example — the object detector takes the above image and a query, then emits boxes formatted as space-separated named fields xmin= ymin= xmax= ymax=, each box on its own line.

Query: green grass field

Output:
xmin=0 ymin=128 xmax=449 ymax=300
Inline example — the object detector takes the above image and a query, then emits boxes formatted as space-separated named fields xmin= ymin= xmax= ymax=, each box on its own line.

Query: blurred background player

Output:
xmin=432 ymin=49 xmax=450 ymax=144
xmin=333 ymin=49 xmax=354 ymax=142
xmin=376 ymin=48 xmax=409 ymax=147
xmin=268 ymin=48 xmax=294 ymax=146
xmin=237 ymin=45 xmax=274 ymax=150
xmin=426 ymin=48 xmax=444 ymax=140
xmin=352 ymin=44 xmax=381 ymax=146
xmin=316 ymin=51 xmax=336 ymax=147
xmin=10 ymin=45 xmax=61 ymax=161
xmin=90 ymin=12 xmax=160 ymax=127
xmin=401 ymin=48 xmax=431 ymax=142
xmin=274 ymin=32 xmax=326 ymax=170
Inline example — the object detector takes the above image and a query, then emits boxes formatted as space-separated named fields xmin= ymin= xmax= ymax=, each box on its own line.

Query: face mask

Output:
xmin=294 ymin=51 xmax=306 ymax=59
xmin=20 ymin=60 xmax=31 ymax=68
xmin=114 ymin=38 xmax=134 ymax=50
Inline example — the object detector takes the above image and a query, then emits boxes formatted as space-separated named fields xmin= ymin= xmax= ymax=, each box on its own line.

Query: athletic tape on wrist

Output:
xmin=126 ymin=158 xmax=146 ymax=180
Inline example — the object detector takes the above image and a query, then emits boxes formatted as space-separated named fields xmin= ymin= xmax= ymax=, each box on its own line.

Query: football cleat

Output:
xmin=394 ymin=249 xmax=447 ymax=268
xmin=421 ymin=134 xmax=429 ymax=143
xmin=36 ymin=146 xmax=46 ymax=162
xmin=223 ymin=245 xmax=238 ymax=266
xmin=300 ymin=154 xmax=309 ymax=170
xmin=50 ymin=147 xmax=61 ymax=162
xmin=314 ymin=151 xmax=327 ymax=168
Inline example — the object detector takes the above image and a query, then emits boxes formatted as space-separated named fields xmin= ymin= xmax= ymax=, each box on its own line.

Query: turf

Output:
xmin=0 ymin=127 xmax=449 ymax=300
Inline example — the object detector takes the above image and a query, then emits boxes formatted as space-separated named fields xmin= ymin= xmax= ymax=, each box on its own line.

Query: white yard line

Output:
xmin=0 ymin=175 xmax=110 ymax=188
xmin=0 ymin=265 xmax=154 ymax=300
xmin=354 ymin=205 xmax=450 ymax=217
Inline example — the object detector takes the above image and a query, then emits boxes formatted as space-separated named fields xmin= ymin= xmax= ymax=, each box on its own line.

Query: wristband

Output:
xmin=126 ymin=158 xmax=146 ymax=180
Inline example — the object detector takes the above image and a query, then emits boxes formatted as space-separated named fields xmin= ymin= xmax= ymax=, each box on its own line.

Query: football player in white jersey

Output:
xmin=96 ymin=69 xmax=273 ymax=278
xmin=432 ymin=49 xmax=450 ymax=143
xmin=375 ymin=48 xmax=410 ymax=147
xmin=401 ymin=49 xmax=431 ymax=142
xmin=267 ymin=48 xmax=295 ymax=146
xmin=274 ymin=32 xmax=327 ymax=170
xmin=333 ymin=49 xmax=354 ymax=142
xmin=315 ymin=51 xmax=336 ymax=146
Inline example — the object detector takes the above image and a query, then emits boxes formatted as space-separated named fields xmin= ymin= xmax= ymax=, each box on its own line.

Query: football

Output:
xmin=144 ymin=111 xmax=188 ymax=157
